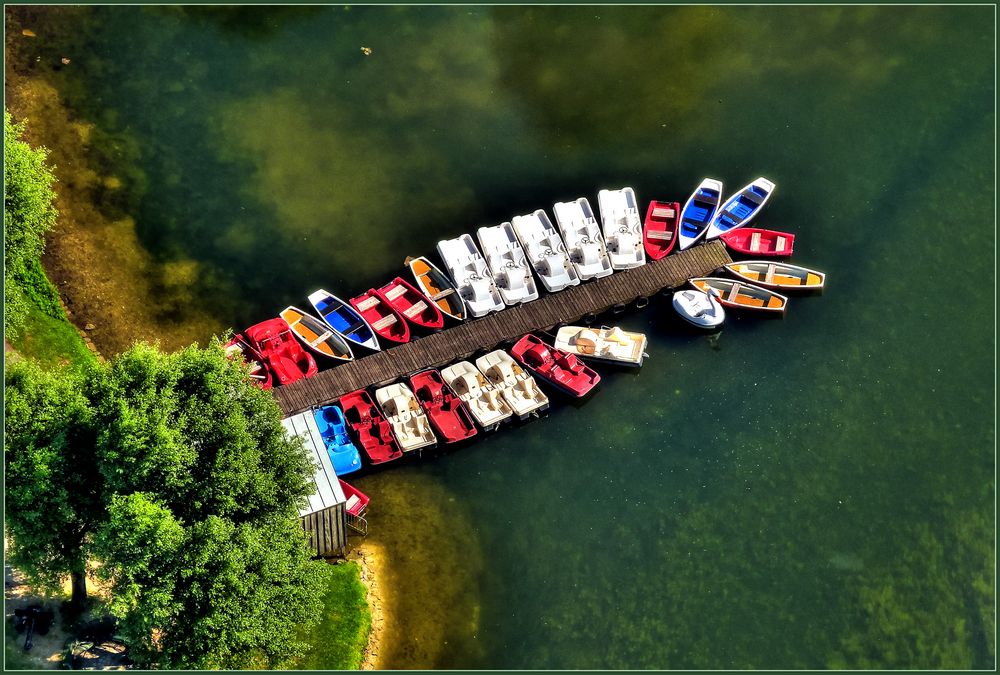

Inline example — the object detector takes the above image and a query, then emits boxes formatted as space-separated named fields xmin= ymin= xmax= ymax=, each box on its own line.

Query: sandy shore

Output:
xmin=347 ymin=542 xmax=389 ymax=670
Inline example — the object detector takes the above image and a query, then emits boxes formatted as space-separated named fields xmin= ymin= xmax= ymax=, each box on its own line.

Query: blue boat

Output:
xmin=308 ymin=289 xmax=381 ymax=351
xmin=313 ymin=405 xmax=363 ymax=475
xmin=704 ymin=177 xmax=775 ymax=241
xmin=678 ymin=178 xmax=724 ymax=250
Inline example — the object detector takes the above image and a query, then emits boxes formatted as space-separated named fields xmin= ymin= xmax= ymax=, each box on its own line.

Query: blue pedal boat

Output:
xmin=678 ymin=178 xmax=724 ymax=250
xmin=704 ymin=177 xmax=775 ymax=241
xmin=313 ymin=405 xmax=363 ymax=476
xmin=308 ymin=289 xmax=381 ymax=351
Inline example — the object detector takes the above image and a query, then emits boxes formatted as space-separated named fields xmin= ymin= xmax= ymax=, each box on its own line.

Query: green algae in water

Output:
xmin=6 ymin=5 xmax=994 ymax=669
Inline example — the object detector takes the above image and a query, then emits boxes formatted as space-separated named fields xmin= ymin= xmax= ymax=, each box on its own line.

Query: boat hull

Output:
xmin=678 ymin=178 xmax=723 ymax=250
xmin=671 ymin=290 xmax=726 ymax=328
xmin=690 ymin=277 xmax=788 ymax=313
xmin=725 ymin=261 xmax=825 ymax=290
xmin=643 ymin=200 xmax=680 ymax=260
xmin=308 ymin=289 xmax=381 ymax=351
xmin=339 ymin=389 xmax=404 ymax=465
xmin=409 ymin=369 xmax=479 ymax=443
xmin=510 ymin=334 xmax=601 ymax=398
xmin=406 ymin=256 xmax=466 ymax=321
xmin=377 ymin=277 xmax=445 ymax=330
xmin=704 ymin=177 xmax=775 ymax=240
xmin=350 ymin=290 xmax=411 ymax=344
xmin=720 ymin=228 xmax=795 ymax=257
xmin=280 ymin=306 xmax=354 ymax=361
xmin=244 ymin=318 xmax=318 ymax=385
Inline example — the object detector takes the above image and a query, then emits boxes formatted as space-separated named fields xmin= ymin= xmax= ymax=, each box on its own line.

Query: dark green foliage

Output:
xmin=4 ymin=341 xmax=333 ymax=669
xmin=4 ymin=110 xmax=60 ymax=337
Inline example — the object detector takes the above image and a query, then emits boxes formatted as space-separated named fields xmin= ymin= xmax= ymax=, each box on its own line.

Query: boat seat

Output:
xmin=775 ymin=236 xmax=788 ymax=252
xmin=371 ymin=315 xmax=398 ymax=331
xmin=355 ymin=296 xmax=379 ymax=311
xmin=750 ymin=232 xmax=762 ymax=252
xmin=383 ymin=285 xmax=407 ymax=301
xmin=308 ymin=330 xmax=334 ymax=347
xmin=651 ymin=206 xmax=675 ymax=219
xmin=646 ymin=229 xmax=673 ymax=241
xmin=345 ymin=495 xmax=361 ymax=512
xmin=430 ymin=288 xmax=454 ymax=300
xmin=764 ymin=265 xmax=777 ymax=285
xmin=344 ymin=319 xmax=369 ymax=335
xmin=727 ymin=284 xmax=742 ymax=302
xmin=403 ymin=301 xmax=428 ymax=319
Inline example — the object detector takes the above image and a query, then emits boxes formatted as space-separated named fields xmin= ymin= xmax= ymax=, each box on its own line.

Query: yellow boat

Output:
xmin=405 ymin=256 xmax=466 ymax=321
xmin=690 ymin=278 xmax=787 ymax=313
xmin=725 ymin=260 xmax=825 ymax=290
xmin=279 ymin=306 xmax=354 ymax=361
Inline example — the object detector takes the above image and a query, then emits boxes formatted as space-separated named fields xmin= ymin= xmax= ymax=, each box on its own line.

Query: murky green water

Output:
xmin=8 ymin=6 xmax=994 ymax=668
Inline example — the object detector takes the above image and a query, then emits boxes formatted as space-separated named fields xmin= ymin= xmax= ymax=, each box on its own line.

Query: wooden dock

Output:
xmin=274 ymin=240 xmax=732 ymax=415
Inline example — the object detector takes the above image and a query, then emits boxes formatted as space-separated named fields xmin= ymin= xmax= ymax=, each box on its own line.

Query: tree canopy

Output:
xmin=4 ymin=109 xmax=60 ymax=337
xmin=4 ymin=341 xmax=332 ymax=668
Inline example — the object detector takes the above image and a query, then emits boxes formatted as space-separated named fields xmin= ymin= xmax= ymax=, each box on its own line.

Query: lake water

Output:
xmin=7 ymin=5 xmax=994 ymax=668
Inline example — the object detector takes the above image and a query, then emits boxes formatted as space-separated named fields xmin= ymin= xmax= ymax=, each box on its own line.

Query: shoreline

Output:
xmin=347 ymin=543 xmax=388 ymax=670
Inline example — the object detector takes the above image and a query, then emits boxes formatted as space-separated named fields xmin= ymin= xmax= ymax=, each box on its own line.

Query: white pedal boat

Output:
xmin=436 ymin=235 xmax=505 ymax=318
xmin=597 ymin=187 xmax=646 ymax=270
xmin=476 ymin=223 xmax=539 ymax=305
xmin=374 ymin=382 xmax=437 ymax=452
xmin=440 ymin=361 xmax=513 ymax=431
xmin=552 ymin=197 xmax=613 ymax=280
xmin=554 ymin=325 xmax=647 ymax=367
xmin=475 ymin=350 xmax=549 ymax=419
xmin=511 ymin=209 xmax=580 ymax=293
xmin=672 ymin=288 xmax=726 ymax=328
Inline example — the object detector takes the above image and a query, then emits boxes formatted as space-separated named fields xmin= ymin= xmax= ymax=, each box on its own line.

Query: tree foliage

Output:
xmin=4 ymin=341 xmax=332 ymax=668
xmin=4 ymin=110 xmax=60 ymax=337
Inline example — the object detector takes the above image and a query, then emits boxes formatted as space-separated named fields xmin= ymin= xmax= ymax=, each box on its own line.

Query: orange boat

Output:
xmin=405 ymin=256 xmax=466 ymax=322
xmin=689 ymin=277 xmax=787 ymax=313
xmin=725 ymin=261 xmax=825 ymax=290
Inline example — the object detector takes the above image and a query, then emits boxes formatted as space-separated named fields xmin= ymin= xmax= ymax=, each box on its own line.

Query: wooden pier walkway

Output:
xmin=274 ymin=241 xmax=732 ymax=415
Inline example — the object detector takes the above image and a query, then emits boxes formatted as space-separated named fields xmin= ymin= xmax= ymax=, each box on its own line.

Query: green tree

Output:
xmin=4 ymin=110 xmax=59 ymax=337
xmin=4 ymin=341 xmax=332 ymax=668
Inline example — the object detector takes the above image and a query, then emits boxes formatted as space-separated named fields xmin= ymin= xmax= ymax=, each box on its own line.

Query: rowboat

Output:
xmin=476 ymin=223 xmax=539 ymax=305
xmin=725 ymin=261 xmax=825 ymax=290
xmin=689 ymin=277 xmax=788 ymax=313
xmin=405 ymin=256 xmax=467 ymax=322
xmin=553 ymin=325 xmax=647 ymax=367
xmin=672 ymin=289 xmax=726 ymax=329
xmin=643 ymin=200 xmax=680 ymax=260
xmin=350 ymin=290 xmax=410 ymax=344
xmin=280 ymin=306 xmax=354 ymax=362
xmin=339 ymin=389 xmax=403 ymax=465
xmin=440 ymin=361 xmax=513 ymax=431
xmin=409 ymin=369 xmax=478 ymax=443
xmin=339 ymin=479 xmax=370 ymax=517
xmin=475 ymin=350 xmax=549 ymax=419
xmin=308 ymin=289 xmax=381 ymax=351
xmin=510 ymin=334 xmax=601 ymax=398
xmin=244 ymin=318 xmax=317 ymax=385
xmin=436 ymin=235 xmax=505 ymax=317
xmin=720 ymin=227 xmax=794 ymax=257
xmin=511 ymin=209 xmax=580 ymax=292
xmin=313 ymin=405 xmax=362 ymax=476
xmin=678 ymin=178 xmax=723 ymax=250
xmin=374 ymin=383 xmax=437 ymax=452
xmin=704 ymin=177 xmax=775 ymax=241
xmin=224 ymin=333 xmax=273 ymax=389
xmin=552 ymin=197 xmax=613 ymax=280
xmin=377 ymin=277 xmax=445 ymax=330
xmin=598 ymin=187 xmax=646 ymax=269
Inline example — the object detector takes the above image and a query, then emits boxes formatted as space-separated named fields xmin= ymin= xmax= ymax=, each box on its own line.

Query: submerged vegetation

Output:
xmin=294 ymin=561 xmax=372 ymax=670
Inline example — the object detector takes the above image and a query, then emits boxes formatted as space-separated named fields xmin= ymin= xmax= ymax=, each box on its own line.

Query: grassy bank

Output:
xmin=294 ymin=561 xmax=372 ymax=670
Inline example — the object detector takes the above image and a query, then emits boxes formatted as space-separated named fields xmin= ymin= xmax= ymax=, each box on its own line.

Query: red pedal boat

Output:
xmin=338 ymin=479 xmax=370 ymax=517
xmin=244 ymin=318 xmax=317 ymax=386
xmin=350 ymin=290 xmax=410 ymax=344
xmin=510 ymin=334 xmax=601 ymax=398
xmin=224 ymin=333 xmax=273 ymax=390
xmin=409 ymin=369 xmax=478 ymax=443
xmin=720 ymin=227 xmax=795 ymax=257
xmin=643 ymin=200 xmax=680 ymax=260
xmin=377 ymin=277 xmax=444 ymax=330
xmin=339 ymin=389 xmax=404 ymax=465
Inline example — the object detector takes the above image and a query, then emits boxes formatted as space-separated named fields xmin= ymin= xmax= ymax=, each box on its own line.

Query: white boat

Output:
xmin=475 ymin=350 xmax=549 ymax=419
xmin=672 ymin=288 xmax=726 ymax=328
xmin=678 ymin=178 xmax=724 ymax=250
xmin=553 ymin=325 xmax=647 ymax=367
xmin=436 ymin=235 xmax=506 ymax=318
xmin=704 ymin=177 xmax=775 ymax=241
xmin=440 ymin=361 xmax=513 ymax=430
xmin=374 ymin=382 xmax=437 ymax=452
xmin=510 ymin=210 xmax=580 ymax=292
xmin=552 ymin=197 xmax=613 ymax=280
xmin=597 ymin=187 xmax=645 ymax=270
xmin=475 ymin=223 xmax=539 ymax=305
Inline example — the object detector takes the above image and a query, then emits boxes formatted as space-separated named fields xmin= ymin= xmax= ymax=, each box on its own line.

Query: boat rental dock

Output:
xmin=273 ymin=241 xmax=732 ymax=416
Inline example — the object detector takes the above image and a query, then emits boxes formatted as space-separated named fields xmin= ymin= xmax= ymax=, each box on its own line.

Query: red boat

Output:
xmin=643 ymin=200 xmax=680 ymax=260
xmin=409 ymin=369 xmax=478 ymax=443
xmin=510 ymin=334 xmax=601 ymax=398
xmin=244 ymin=318 xmax=317 ymax=386
xmin=377 ymin=277 xmax=444 ymax=330
xmin=338 ymin=479 xmax=370 ymax=517
xmin=223 ymin=333 xmax=273 ymax=390
xmin=720 ymin=227 xmax=795 ymax=257
xmin=349 ymin=290 xmax=410 ymax=344
xmin=339 ymin=389 xmax=404 ymax=465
